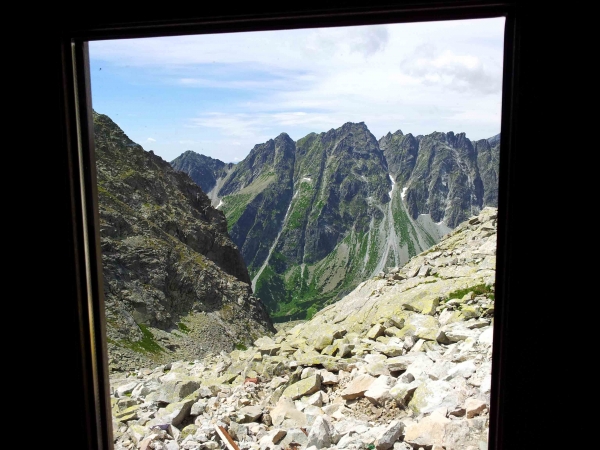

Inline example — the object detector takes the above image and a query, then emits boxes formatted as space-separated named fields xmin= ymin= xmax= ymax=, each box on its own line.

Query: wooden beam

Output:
xmin=214 ymin=424 xmax=241 ymax=450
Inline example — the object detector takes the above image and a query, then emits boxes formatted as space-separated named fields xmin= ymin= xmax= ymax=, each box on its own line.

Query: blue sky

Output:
xmin=89 ymin=17 xmax=505 ymax=164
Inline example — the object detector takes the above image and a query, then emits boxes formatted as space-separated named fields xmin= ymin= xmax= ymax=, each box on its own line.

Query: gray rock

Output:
xmin=306 ymin=415 xmax=333 ymax=448
xmin=340 ymin=374 xmax=376 ymax=400
xmin=375 ymin=420 xmax=405 ymax=450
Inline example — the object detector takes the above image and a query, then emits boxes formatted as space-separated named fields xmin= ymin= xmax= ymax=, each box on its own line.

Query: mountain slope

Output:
xmin=93 ymin=111 xmax=275 ymax=373
xmin=109 ymin=206 xmax=498 ymax=450
xmin=173 ymin=125 xmax=498 ymax=322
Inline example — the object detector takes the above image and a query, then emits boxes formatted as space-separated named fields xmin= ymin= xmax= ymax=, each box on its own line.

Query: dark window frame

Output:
xmin=53 ymin=2 xmax=530 ymax=449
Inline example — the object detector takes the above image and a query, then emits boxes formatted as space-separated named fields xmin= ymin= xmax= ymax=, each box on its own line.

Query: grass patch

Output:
xmin=118 ymin=323 xmax=165 ymax=355
xmin=221 ymin=193 xmax=253 ymax=231
xmin=305 ymin=304 xmax=318 ymax=320
xmin=446 ymin=283 xmax=495 ymax=301
xmin=288 ymin=182 xmax=314 ymax=229
xmin=177 ymin=322 xmax=190 ymax=334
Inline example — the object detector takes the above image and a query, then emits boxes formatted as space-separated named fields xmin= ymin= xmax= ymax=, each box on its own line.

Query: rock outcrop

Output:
xmin=94 ymin=111 xmax=275 ymax=373
xmin=110 ymin=207 xmax=497 ymax=450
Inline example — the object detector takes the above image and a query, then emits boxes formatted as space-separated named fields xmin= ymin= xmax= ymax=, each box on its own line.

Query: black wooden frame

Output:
xmin=49 ymin=1 xmax=555 ymax=448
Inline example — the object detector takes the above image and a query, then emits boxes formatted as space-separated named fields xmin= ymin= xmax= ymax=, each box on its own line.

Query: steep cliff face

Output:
xmin=378 ymin=129 xmax=419 ymax=188
xmin=219 ymin=132 xmax=297 ymax=272
xmin=397 ymin=131 xmax=484 ymax=228
xmin=93 ymin=111 xmax=275 ymax=373
xmin=475 ymin=137 xmax=500 ymax=208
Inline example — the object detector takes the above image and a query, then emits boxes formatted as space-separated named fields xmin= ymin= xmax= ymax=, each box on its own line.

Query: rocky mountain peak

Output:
xmin=379 ymin=130 xmax=404 ymax=142
xmin=275 ymin=132 xmax=293 ymax=142
xmin=339 ymin=121 xmax=370 ymax=134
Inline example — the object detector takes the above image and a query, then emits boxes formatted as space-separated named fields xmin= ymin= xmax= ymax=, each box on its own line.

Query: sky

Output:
xmin=89 ymin=17 xmax=505 ymax=164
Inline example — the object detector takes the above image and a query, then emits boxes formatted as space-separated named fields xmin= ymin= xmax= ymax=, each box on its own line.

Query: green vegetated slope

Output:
xmin=253 ymin=183 xmax=441 ymax=322
xmin=173 ymin=123 xmax=499 ymax=322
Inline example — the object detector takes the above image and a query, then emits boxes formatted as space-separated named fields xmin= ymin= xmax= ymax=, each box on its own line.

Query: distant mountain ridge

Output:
xmin=170 ymin=151 xmax=236 ymax=206
xmin=171 ymin=123 xmax=499 ymax=322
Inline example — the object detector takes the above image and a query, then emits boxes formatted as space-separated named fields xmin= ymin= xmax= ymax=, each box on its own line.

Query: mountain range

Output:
xmin=171 ymin=123 xmax=499 ymax=322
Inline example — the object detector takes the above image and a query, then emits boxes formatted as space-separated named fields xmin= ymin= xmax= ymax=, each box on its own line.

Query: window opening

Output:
xmin=89 ymin=17 xmax=505 ymax=450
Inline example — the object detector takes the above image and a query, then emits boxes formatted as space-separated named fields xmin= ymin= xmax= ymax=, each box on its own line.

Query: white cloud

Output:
xmin=189 ymin=113 xmax=272 ymax=140
xmin=399 ymin=45 xmax=502 ymax=94
xmin=89 ymin=17 xmax=505 ymax=162
xmin=147 ymin=137 xmax=156 ymax=142
xmin=351 ymin=26 xmax=390 ymax=56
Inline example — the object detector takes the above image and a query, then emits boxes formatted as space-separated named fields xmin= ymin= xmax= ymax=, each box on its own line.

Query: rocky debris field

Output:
xmin=110 ymin=207 xmax=498 ymax=450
